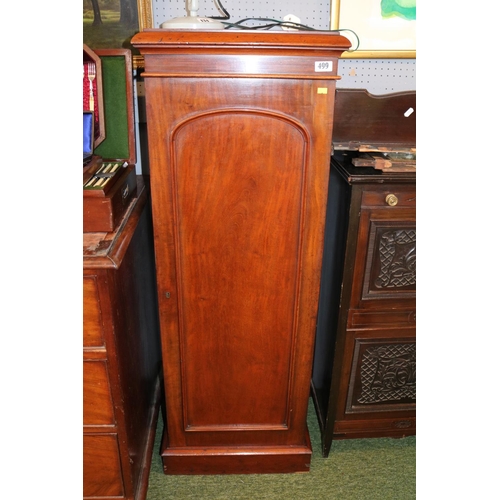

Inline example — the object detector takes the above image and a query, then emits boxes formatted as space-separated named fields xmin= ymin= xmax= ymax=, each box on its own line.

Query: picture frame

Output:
xmin=330 ymin=0 xmax=416 ymax=58
xmin=83 ymin=0 xmax=153 ymax=68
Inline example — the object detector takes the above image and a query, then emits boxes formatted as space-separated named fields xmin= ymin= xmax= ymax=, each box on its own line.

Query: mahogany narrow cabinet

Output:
xmin=131 ymin=30 xmax=350 ymax=474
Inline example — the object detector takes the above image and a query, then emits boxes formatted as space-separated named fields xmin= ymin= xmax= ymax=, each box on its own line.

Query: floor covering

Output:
xmin=145 ymin=399 xmax=416 ymax=499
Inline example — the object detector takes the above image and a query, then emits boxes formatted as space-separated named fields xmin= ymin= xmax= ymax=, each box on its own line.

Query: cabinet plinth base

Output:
xmin=161 ymin=430 xmax=312 ymax=475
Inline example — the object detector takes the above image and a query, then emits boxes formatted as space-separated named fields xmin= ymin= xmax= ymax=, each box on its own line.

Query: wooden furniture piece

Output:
xmin=83 ymin=179 xmax=162 ymax=499
xmin=311 ymin=90 xmax=416 ymax=457
xmin=83 ymin=48 xmax=138 ymax=233
xmin=131 ymin=30 xmax=350 ymax=474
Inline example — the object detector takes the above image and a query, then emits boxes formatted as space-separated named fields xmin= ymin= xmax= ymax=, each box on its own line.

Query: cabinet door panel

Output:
xmin=145 ymin=76 xmax=333 ymax=450
xmin=352 ymin=207 xmax=416 ymax=309
xmin=363 ymin=220 xmax=416 ymax=298
xmin=173 ymin=111 xmax=306 ymax=430
xmin=340 ymin=330 xmax=416 ymax=416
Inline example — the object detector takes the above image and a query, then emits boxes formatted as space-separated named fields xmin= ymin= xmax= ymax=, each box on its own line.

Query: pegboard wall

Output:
xmin=338 ymin=59 xmax=416 ymax=93
xmin=150 ymin=0 xmax=415 ymax=93
xmin=152 ymin=0 xmax=332 ymax=30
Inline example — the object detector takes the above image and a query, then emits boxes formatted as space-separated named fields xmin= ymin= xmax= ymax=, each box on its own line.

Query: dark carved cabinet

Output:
xmin=132 ymin=30 xmax=350 ymax=474
xmin=83 ymin=180 xmax=162 ymax=498
xmin=312 ymin=155 xmax=416 ymax=457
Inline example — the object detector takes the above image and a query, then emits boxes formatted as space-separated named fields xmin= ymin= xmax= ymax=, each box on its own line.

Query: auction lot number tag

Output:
xmin=315 ymin=61 xmax=333 ymax=72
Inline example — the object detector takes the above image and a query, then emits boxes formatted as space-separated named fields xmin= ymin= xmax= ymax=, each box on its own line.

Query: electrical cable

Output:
xmin=209 ymin=0 xmax=230 ymax=20
xmin=205 ymin=2 xmax=360 ymax=52
xmin=220 ymin=17 xmax=360 ymax=52
xmin=222 ymin=17 xmax=316 ymax=31
xmin=337 ymin=29 xmax=360 ymax=52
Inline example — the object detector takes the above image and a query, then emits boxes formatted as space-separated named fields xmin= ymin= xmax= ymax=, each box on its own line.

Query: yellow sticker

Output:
xmin=317 ymin=88 xmax=328 ymax=94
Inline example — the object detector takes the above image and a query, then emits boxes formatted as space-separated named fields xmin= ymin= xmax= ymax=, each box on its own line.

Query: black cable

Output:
xmin=222 ymin=18 xmax=360 ymax=52
xmin=337 ymin=29 xmax=360 ymax=52
xmin=222 ymin=17 xmax=317 ymax=31
xmin=209 ymin=0 xmax=230 ymax=20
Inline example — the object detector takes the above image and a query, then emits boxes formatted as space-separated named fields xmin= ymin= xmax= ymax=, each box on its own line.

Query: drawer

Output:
xmin=84 ymin=360 xmax=115 ymax=426
xmin=351 ymin=214 xmax=416 ymax=307
xmin=83 ymin=433 xmax=124 ymax=498
xmin=334 ymin=416 xmax=416 ymax=437
xmin=83 ymin=276 xmax=104 ymax=347
xmin=345 ymin=334 xmax=416 ymax=415
xmin=349 ymin=309 xmax=416 ymax=329
xmin=361 ymin=187 xmax=415 ymax=209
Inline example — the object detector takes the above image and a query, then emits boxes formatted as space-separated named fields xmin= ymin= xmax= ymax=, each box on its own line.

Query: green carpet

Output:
xmin=146 ymin=399 xmax=416 ymax=499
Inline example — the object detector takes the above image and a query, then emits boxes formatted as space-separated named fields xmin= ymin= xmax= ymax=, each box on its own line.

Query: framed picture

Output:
xmin=83 ymin=0 xmax=153 ymax=67
xmin=330 ymin=0 xmax=416 ymax=58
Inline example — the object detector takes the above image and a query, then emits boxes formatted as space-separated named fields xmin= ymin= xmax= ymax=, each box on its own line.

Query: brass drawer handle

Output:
xmin=385 ymin=194 xmax=399 ymax=206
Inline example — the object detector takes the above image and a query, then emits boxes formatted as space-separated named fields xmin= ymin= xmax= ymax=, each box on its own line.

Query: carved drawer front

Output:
xmin=83 ymin=434 xmax=124 ymax=498
xmin=360 ymin=219 xmax=416 ymax=303
xmin=345 ymin=336 xmax=416 ymax=415
xmin=84 ymin=360 xmax=115 ymax=426
xmin=83 ymin=276 xmax=104 ymax=347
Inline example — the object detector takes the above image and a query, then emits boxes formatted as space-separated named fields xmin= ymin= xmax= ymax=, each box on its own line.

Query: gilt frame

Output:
xmin=135 ymin=0 xmax=154 ymax=67
xmin=330 ymin=0 xmax=416 ymax=58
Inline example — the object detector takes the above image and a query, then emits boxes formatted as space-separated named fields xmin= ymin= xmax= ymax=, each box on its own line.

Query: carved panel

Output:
xmin=346 ymin=338 xmax=416 ymax=414
xmin=375 ymin=229 xmax=416 ymax=288
xmin=362 ymin=221 xmax=416 ymax=301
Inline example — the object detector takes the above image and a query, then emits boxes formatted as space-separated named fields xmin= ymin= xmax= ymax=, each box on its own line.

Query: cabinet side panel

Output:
xmin=312 ymin=164 xmax=350 ymax=425
xmin=113 ymin=204 xmax=162 ymax=489
xmin=173 ymin=112 xmax=306 ymax=430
